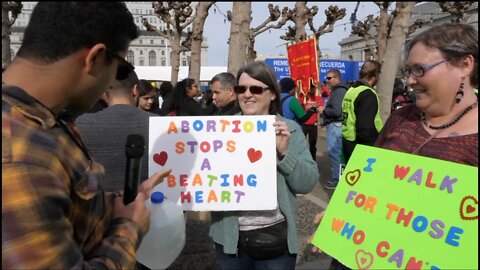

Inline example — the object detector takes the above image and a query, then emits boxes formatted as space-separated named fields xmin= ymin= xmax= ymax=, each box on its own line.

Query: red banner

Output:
xmin=287 ymin=37 xmax=319 ymax=95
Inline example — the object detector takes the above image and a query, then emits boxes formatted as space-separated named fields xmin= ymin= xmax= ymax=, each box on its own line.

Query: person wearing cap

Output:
xmin=199 ymin=86 xmax=217 ymax=115
xmin=279 ymin=77 xmax=317 ymax=124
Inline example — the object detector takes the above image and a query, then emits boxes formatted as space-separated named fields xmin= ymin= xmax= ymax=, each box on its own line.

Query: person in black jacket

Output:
xmin=161 ymin=78 xmax=207 ymax=116
xmin=210 ymin=72 xmax=241 ymax=115
xmin=318 ymin=69 xmax=349 ymax=190
xmin=341 ymin=60 xmax=384 ymax=164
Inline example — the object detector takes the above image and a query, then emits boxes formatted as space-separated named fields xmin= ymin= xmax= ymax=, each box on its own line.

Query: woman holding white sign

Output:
xmin=209 ymin=61 xmax=319 ymax=270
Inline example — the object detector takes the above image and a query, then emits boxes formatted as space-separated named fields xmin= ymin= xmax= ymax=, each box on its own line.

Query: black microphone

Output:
xmin=123 ymin=134 xmax=145 ymax=205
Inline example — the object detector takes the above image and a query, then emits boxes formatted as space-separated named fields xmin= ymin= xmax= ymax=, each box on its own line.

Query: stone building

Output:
xmin=8 ymin=2 xmax=208 ymax=67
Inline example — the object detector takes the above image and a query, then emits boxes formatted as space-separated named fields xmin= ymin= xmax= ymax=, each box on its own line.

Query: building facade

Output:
xmin=339 ymin=2 xmax=478 ymax=61
xmin=9 ymin=2 xmax=208 ymax=67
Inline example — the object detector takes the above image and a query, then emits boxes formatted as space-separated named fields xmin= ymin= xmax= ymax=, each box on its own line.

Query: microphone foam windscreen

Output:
xmin=125 ymin=134 xmax=145 ymax=158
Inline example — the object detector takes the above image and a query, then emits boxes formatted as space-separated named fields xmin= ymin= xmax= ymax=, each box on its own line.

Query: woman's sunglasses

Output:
xmin=233 ymin=85 xmax=269 ymax=94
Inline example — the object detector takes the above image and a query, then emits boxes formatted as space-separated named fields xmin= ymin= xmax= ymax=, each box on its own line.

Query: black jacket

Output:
xmin=349 ymin=80 xmax=380 ymax=145
xmin=216 ymin=100 xmax=241 ymax=116
xmin=162 ymin=95 xmax=207 ymax=116
xmin=322 ymin=82 xmax=349 ymax=125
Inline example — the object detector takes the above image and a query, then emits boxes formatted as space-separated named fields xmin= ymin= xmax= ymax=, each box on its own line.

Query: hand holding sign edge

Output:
xmin=308 ymin=210 xmax=325 ymax=253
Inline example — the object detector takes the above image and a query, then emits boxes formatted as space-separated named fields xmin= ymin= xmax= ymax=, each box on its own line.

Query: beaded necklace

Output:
xmin=421 ymin=100 xmax=478 ymax=130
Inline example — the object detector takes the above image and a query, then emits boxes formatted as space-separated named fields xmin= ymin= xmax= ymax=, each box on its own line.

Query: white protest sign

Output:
xmin=148 ymin=115 xmax=277 ymax=211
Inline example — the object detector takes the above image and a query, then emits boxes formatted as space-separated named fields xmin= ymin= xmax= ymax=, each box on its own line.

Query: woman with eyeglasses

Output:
xmin=209 ymin=61 xmax=319 ymax=270
xmin=307 ymin=23 xmax=478 ymax=270
xmin=374 ymin=23 xmax=478 ymax=166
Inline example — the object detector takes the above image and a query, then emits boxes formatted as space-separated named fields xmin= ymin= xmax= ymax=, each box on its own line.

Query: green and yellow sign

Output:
xmin=313 ymin=145 xmax=478 ymax=270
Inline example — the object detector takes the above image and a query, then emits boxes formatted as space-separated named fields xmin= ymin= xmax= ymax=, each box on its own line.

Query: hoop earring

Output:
xmin=455 ymin=81 xmax=464 ymax=104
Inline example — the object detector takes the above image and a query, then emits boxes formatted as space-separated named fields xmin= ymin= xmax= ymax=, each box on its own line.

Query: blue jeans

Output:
xmin=326 ymin=122 xmax=343 ymax=182
xmin=215 ymin=243 xmax=297 ymax=270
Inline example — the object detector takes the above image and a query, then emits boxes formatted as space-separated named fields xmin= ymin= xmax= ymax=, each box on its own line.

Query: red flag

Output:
xmin=287 ymin=37 xmax=319 ymax=95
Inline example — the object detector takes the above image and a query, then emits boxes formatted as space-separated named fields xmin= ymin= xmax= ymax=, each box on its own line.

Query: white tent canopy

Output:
xmin=134 ymin=66 xmax=227 ymax=82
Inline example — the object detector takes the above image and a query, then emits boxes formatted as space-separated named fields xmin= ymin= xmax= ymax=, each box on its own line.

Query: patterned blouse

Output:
xmin=375 ymin=104 xmax=478 ymax=167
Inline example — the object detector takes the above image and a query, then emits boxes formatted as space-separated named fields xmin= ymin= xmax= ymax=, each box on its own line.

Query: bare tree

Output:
xmin=280 ymin=3 xmax=345 ymax=59
xmin=280 ymin=2 xmax=309 ymax=42
xmin=376 ymin=2 xmax=415 ymax=122
xmin=277 ymin=3 xmax=345 ymax=92
xmin=291 ymin=2 xmax=309 ymax=42
xmin=438 ymin=2 xmax=474 ymax=23
xmin=226 ymin=2 xmax=251 ymax=75
xmin=307 ymin=5 xmax=346 ymax=58
xmin=352 ymin=2 xmax=425 ymax=62
xmin=373 ymin=2 xmax=391 ymax=62
xmin=354 ymin=1 xmax=473 ymax=121
xmin=225 ymin=2 xmax=345 ymax=72
xmin=351 ymin=15 xmax=377 ymax=60
xmin=225 ymin=4 xmax=292 ymax=65
xmin=143 ymin=2 xmax=195 ymax=85
xmin=187 ymin=2 xmax=214 ymax=83
xmin=246 ymin=4 xmax=291 ymax=63
xmin=2 ymin=1 xmax=22 ymax=69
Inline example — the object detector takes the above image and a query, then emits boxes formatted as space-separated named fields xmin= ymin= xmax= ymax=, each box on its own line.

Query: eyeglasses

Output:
xmin=105 ymin=47 xmax=135 ymax=80
xmin=326 ymin=77 xmax=333 ymax=80
xmin=402 ymin=59 xmax=446 ymax=78
xmin=233 ymin=85 xmax=269 ymax=94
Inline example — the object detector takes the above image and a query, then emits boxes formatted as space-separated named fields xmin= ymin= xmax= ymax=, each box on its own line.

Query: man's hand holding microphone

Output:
xmin=112 ymin=134 xmax=172 ymax=236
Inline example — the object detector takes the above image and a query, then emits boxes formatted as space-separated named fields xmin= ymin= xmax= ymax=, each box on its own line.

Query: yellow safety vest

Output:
xmin=342 ymin=85 xmax=383 ymax=141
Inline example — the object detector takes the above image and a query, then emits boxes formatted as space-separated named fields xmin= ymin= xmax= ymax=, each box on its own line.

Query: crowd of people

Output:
xmin=2 ymin=2 xmax=477 ymax=270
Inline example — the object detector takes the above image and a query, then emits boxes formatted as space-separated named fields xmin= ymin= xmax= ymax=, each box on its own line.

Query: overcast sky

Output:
xmin=203 ymin=2 xmax=380 ymax=66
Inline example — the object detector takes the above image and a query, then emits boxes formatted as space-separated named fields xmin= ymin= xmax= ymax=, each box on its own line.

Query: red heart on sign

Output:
xmin=345 ymin=169 xmax=361 ymax=186
xmin=247 ymin=148 xmax=262 ymax=163
xmin=153 ymin=151 xmax=168 ymax=166
xmin=355 ymin=249 xmax=374 ymax=270
xmin=460 ymin=196 xmax=478 ymax=221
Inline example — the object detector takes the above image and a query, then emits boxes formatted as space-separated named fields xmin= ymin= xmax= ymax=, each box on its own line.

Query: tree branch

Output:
xmin=313 ymin=5 xmax=346 ymax=37
xmin=4 ymin=1 xmax=22 ymax=27
xmin=152 ymin=2 xmax=176 ymax=26
xmin=252 ymin=5 xmax=290 ymax=38
xmin=407 ymin=18 xmax=425 ymax=36
xmin=142 ymin=17 xmax=171 ymax=39
xmin=439 ymin=2 xmax=473 ymax=23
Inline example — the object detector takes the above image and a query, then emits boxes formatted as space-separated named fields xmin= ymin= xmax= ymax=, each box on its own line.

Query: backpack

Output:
xmin=279 ymin=94 xmax=293 ymax=118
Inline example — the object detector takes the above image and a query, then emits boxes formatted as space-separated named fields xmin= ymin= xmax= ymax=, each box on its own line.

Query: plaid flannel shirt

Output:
xmin=2 ymin=85 xmax=143 ymax=269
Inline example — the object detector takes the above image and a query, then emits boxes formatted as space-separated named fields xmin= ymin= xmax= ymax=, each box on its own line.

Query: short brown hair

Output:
xmin=405 ymin=23 xmax=478 ymax=87
xmin=359 ymin=60 xmax=381 ymax=81
xmin=326 ymin=69 xmax=341 ymax=80
xmin=236 ymin=61 xmax=281 ymax=115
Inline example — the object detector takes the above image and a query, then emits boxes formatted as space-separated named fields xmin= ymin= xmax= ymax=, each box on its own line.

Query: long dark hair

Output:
xmin=162 ymin=78 xmax=197 ymax=114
